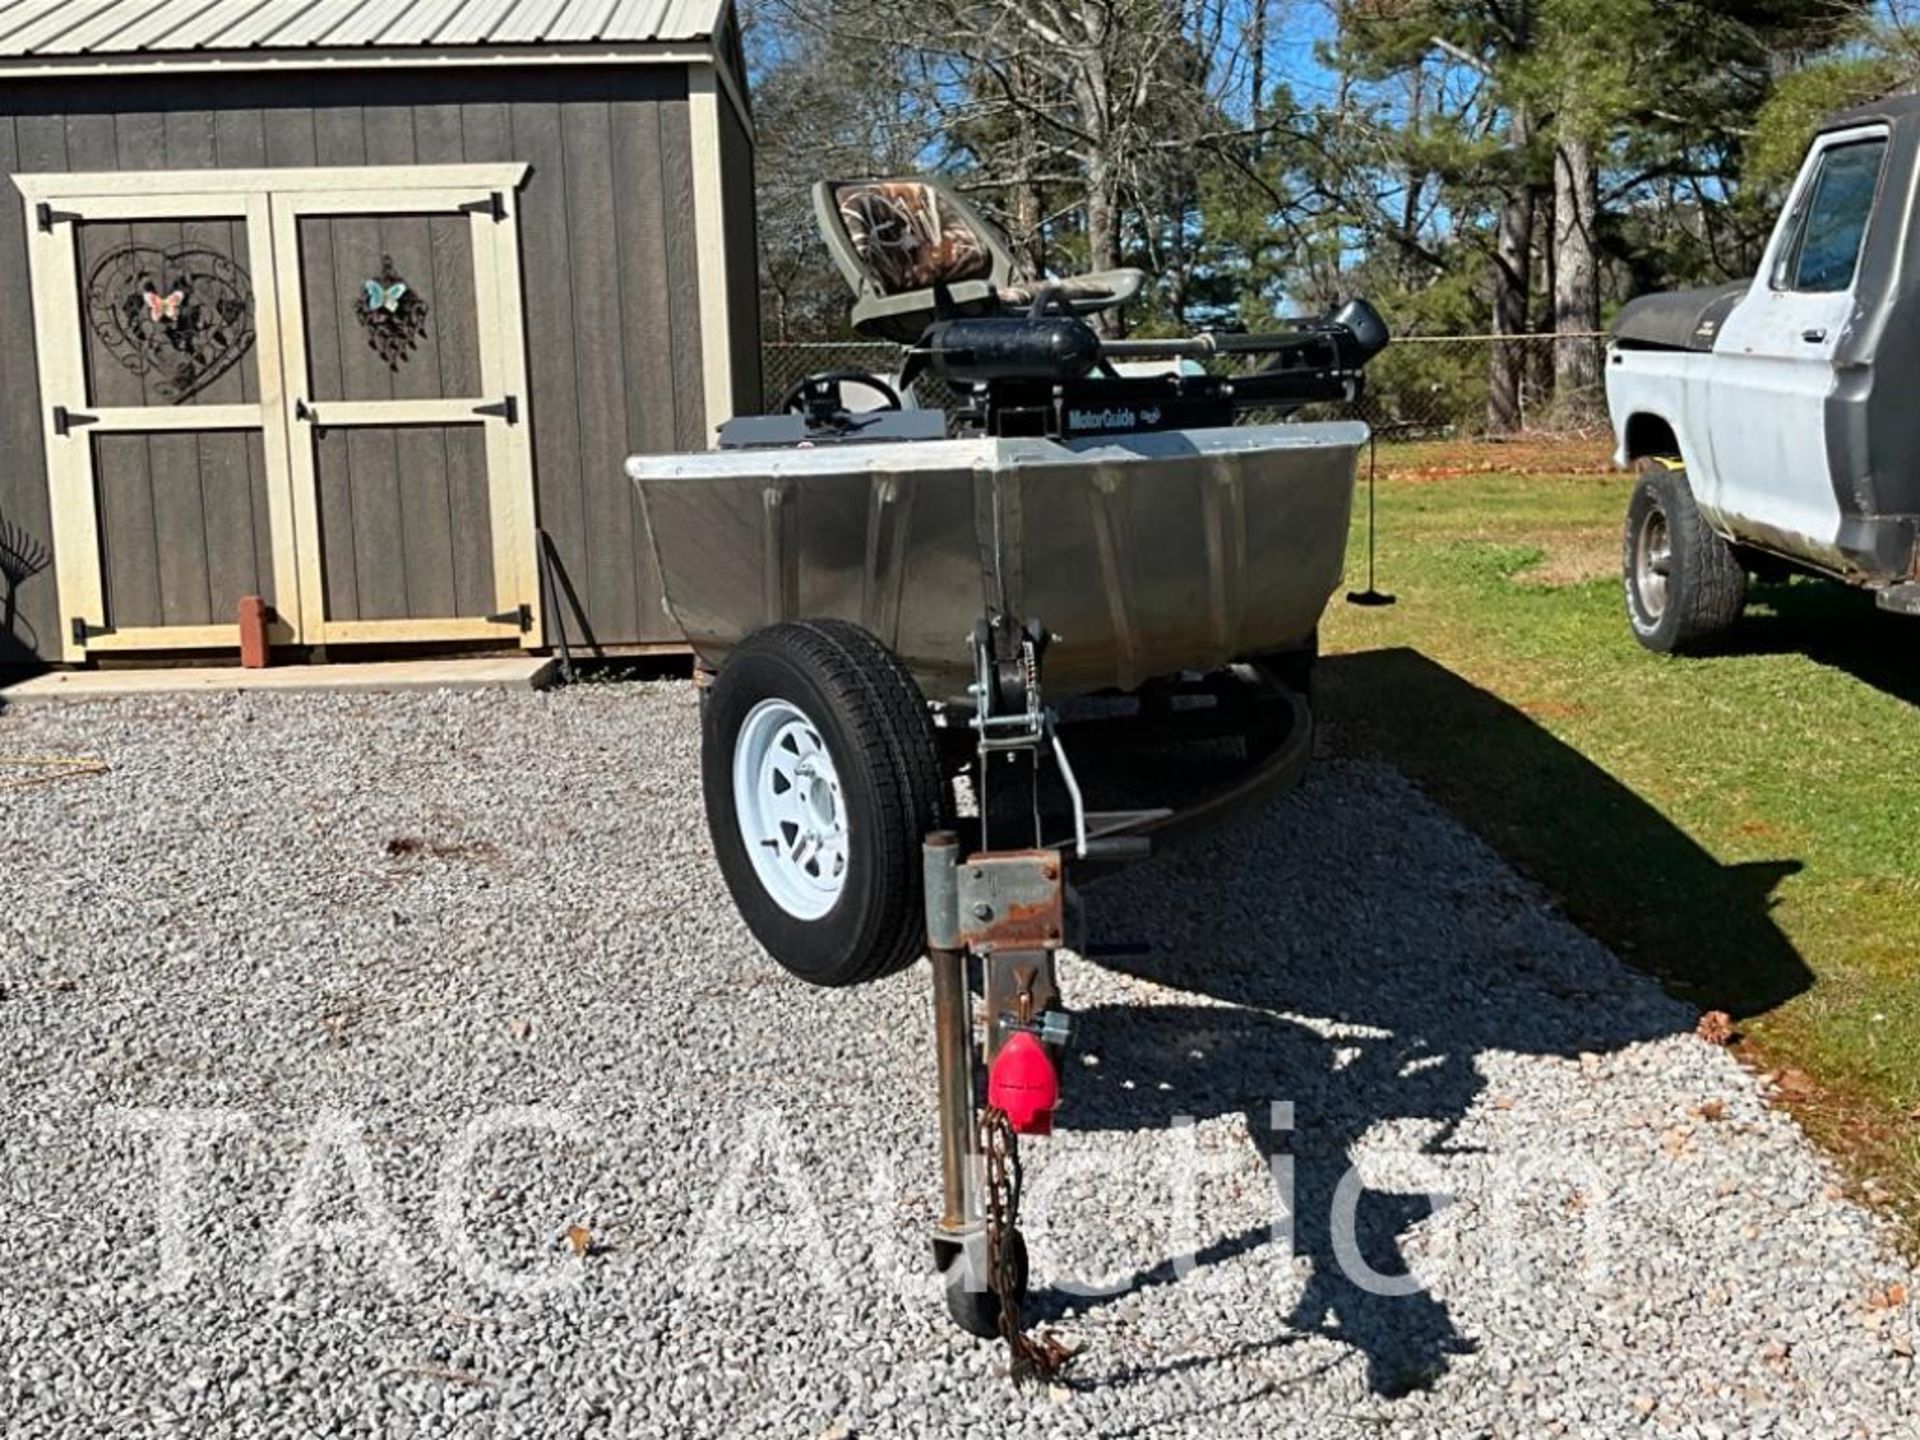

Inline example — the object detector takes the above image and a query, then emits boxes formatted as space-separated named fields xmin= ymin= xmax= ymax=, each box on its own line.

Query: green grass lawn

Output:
xmin=1316 ymin=445 xmax=1920 ymax=1246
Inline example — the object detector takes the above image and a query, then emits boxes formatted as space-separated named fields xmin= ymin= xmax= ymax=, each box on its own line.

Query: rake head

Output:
xmin=0 ymin=516 xmax=50 ymax=589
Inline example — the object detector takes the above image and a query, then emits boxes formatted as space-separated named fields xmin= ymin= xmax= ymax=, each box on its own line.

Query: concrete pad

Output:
xmin=0 ymin=656 xmax=558 ymax=705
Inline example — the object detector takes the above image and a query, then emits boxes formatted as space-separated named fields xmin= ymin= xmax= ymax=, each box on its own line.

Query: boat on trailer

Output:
xmin=628 ymin=174 xmax=1389 ymax=1372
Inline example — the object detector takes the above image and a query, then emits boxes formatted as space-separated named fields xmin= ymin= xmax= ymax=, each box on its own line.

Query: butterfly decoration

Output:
xmin=142 ymin=287 xmax=185 ymax=323
xmin=362 ymin=278 xmax=408 ymax=314
xmin=354 ymin=255 xmax=430 ymax=370
xmin=88 ymin=245 xmax=255 ymax=404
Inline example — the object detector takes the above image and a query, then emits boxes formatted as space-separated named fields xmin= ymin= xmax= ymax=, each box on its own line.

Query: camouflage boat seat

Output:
xmin=812 ymin=177 xmax=1144 ymax=341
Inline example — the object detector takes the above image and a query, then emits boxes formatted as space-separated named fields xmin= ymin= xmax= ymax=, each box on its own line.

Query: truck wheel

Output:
xmin=1623 ymin=460 xmax=1747 ymax=654
xmin=702 ymin=621 xmax=944 ymax=987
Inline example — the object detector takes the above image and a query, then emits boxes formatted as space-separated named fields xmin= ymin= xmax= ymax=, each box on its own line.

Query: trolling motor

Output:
xmin=906 ymin=286 xmax=1389 ymax=439
xmin=724 ymin=286 xmax=1390 ymax=449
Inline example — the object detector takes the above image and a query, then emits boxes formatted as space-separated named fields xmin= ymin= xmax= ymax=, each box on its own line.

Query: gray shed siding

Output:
xmin=0 ymin=63 xmax=747 ymax=665
xmin=0 ymin=113 xmax=53 ymax=666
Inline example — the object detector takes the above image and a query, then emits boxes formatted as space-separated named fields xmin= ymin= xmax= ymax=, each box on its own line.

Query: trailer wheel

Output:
xmin=1623 ymin=460 xmax=1746 ymax=654
xmin=943 ymin=1230 xmax=1028 ymax=1340
xmin=702 ymin=621 xmax=944 ymax=987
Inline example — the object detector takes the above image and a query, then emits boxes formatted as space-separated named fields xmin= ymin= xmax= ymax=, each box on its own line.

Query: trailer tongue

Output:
xmin=630 ymin=184 xmax=1388 ymax=1372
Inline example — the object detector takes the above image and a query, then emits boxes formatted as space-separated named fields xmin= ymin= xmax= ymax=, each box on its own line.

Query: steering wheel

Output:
xmin=777 ymin=369 xmax=903 ymax=418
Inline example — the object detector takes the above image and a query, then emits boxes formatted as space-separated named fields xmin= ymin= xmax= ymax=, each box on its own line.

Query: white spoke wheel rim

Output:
xmin=732 ymin=698 xmax=851 ymax=921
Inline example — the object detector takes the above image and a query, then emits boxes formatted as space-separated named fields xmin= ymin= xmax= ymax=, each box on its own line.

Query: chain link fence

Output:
xmin=762 ymin=333 xmax=1612 ymax=444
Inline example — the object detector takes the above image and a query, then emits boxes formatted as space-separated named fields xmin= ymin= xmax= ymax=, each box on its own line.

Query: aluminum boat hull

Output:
xmin=628 ymin=422 xmax=1367 ymax=704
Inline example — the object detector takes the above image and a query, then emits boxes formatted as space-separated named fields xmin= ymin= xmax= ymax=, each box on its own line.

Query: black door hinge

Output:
xmin=460 ymin=192 xmax=507 ymax=222
xmin=52 ymin=406 xmax=99 ymax=436
xmin=487 ymin=603 xmax=533 ymax=633
xmin=474 ymin=395 xmax=519 ymax=425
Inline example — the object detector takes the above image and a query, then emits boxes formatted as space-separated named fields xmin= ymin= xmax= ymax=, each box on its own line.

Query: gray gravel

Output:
xmin=0 ymin=681 xmax=1913 ymax=1439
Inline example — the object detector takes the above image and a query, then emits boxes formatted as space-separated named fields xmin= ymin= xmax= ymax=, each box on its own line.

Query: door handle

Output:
xmin=1801 ymin=328 xmax=1828 ymax=343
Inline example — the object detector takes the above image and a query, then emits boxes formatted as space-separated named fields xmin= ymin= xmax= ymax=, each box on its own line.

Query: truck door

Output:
xmin=1706 ymin=126 xmax=1887 ymax=564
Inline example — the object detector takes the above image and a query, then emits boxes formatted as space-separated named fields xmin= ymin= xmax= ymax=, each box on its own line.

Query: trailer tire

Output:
xmin=703 ymin=621 xmax=944 ymax=987
xmin=1624 ymin=459 xmax=1746 ymax=654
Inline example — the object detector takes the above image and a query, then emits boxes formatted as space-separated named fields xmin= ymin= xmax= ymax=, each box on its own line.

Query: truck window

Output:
xmin=1773 ymin=138 xmax=1886 ymax=293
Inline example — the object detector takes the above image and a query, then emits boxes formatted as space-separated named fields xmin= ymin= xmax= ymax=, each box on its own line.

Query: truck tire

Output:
xmin=1623 ymin=460 xmax=1747 ymax=654
xmin=702 ymin=621 xmax=944 ymax=987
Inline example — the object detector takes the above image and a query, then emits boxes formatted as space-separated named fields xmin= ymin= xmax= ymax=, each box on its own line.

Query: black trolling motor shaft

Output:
xmin=905 ymin=297 xmax=1390 ymax=392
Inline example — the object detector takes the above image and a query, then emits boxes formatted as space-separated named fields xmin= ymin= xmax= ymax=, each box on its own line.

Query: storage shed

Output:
xmin=0 ymin=0 xmax=759 ymax=668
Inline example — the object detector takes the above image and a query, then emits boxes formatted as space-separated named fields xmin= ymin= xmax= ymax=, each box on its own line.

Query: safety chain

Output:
xmin=978 ymin=1105 xmax=1077 ymax=1384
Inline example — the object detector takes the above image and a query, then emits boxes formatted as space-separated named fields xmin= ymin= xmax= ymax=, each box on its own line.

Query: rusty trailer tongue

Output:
xmin=921 ymin=620 xmax=1079 ymax=1374
xmin=924 ymin=831 xmax=1075 ymax=1378
xmin=917 ymin=612 xmax=1293 ymax=1379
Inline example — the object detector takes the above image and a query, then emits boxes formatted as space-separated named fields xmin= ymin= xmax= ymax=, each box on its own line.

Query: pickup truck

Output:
xmin=1605 ymin=94 xmax=1920 ymax=652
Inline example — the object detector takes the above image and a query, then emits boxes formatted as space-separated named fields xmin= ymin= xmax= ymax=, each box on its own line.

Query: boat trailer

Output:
xmin=632 ymin=282 xmax=1385 ymax=1375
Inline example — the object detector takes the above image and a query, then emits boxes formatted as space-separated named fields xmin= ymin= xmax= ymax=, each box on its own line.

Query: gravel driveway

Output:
xmin=0 ymin=682 xmax=1913 ymax=1439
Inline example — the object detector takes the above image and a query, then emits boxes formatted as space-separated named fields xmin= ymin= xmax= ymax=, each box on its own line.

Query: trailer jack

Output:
xmin=922 ymin=615 xmax=1089 ymax=1378
xmin=924 ymin=834 xmax=1076 ymax=1379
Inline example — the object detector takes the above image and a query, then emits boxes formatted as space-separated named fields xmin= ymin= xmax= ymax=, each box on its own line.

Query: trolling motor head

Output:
xmin=904 ymin=314 xmax=1105 ymax=389
xmin=1328 ymin=298 xmax=1391 ymax=369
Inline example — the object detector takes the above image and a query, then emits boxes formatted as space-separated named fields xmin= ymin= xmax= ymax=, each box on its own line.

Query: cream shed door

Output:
xmin=271 ymin=184 xmax=539 ymax=648
xmin=24 ymin=190 xmax=299 ymax=659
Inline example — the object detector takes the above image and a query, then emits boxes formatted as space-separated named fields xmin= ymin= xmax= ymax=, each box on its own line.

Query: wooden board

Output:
xmin=311 ymin=424 xmax=493 ymax=621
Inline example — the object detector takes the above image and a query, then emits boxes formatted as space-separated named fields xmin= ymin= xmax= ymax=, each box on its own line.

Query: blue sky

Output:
xmin=1263 ymin=0 xmax=1341 ymax=106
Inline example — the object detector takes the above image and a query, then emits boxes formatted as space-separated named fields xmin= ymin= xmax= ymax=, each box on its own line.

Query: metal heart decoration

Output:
xmin=85 ymin=244 xmax=256 ymax=404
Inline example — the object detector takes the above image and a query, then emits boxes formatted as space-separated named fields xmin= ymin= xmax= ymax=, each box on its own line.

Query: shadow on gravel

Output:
xmin=1321 ymin=647 xmax=1812 ymax=1020
xmin=1053 ymin=997 xmax=1487 ymax=1400
xmin=1035 ymin=648 xmax=1811 ymax=1401
xmin=1726 ymin=578 xmax=1920 ymax=709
